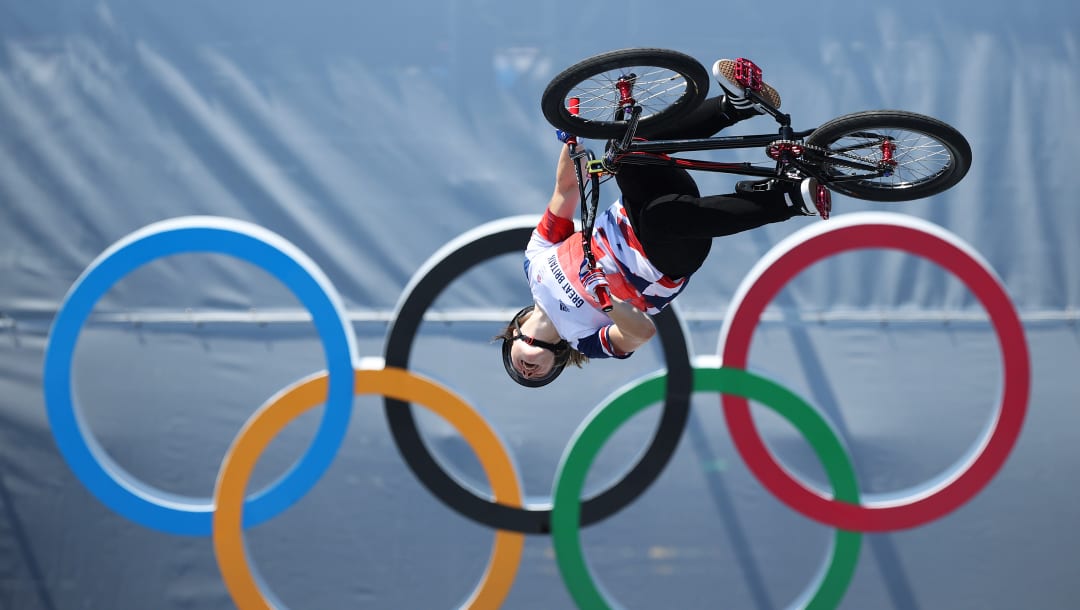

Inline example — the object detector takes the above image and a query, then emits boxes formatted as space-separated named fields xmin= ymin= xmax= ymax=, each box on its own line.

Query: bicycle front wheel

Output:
xmin=541 ymin=48 xmax=710 ymax=140
xmin=806 ymin=111 xmax=972 ymax=202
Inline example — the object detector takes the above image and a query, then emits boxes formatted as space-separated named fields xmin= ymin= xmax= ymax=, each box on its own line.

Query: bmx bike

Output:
xmin=541 ymin=48 xmax=972 ymax=212
xmin=538 ymin=48 xmax=972 ymax=312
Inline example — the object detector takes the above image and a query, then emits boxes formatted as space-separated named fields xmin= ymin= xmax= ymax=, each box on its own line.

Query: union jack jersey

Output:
xmin=523 ymin=199 xmax=689 ymax=359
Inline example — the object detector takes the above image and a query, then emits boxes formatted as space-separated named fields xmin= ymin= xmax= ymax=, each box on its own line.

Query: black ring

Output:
xmin=382 ymin=217 xmax=692 ymax=534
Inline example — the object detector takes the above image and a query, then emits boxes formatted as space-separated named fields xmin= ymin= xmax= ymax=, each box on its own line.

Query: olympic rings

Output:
xmin=552 ymin=367 xmax=862 ymax=610
xmin=718 ymin=212 xmax=1031 ymax=531
xmin=382 ymin=216 xmax=694 ymax=534
xmin=40 ymin=211 xmax=1030 ymax=608
xmin=42 ymin=217 xmax=358 ymax=536
xmin=213 ymin=367 xmax=524 ymax=610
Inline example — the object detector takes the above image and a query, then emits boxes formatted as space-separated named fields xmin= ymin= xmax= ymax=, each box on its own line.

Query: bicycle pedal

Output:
xmin=733 ymin=58 xmax=763 ymax=92
xmin=814 ymin=185 xmax=832 ymax=220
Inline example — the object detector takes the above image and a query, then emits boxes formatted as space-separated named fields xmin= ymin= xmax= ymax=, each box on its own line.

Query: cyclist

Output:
xmin=499 ymin=59 xmax=830 ymax=387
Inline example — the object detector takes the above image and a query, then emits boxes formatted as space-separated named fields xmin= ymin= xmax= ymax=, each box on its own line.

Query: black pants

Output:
xmin=617 ymin=97 xmax=798 ymax=278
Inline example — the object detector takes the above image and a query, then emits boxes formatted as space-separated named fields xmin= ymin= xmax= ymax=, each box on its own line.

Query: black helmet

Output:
xmin=501 ymin=305 xmax=570 ymax=388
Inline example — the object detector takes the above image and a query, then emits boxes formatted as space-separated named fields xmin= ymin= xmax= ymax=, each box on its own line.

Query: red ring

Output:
xmin=719 ymin=216 xmax=1030 ymax=532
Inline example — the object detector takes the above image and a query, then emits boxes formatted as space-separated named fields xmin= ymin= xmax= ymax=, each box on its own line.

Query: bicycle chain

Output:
xmin=792 ymin=139 xmax=890 ymax=166
xmin=768 ymin=139 xmax=829 ymax=158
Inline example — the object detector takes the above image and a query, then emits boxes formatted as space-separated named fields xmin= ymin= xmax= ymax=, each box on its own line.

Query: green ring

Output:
xmin=552 ymin=367 xmax=862 ymax=609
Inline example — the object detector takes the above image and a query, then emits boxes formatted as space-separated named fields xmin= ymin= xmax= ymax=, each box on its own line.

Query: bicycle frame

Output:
xmin=613 ymin=132 xmax=816 ymax=179
xmin=596 ymin=82 xmax=894 ymax=184
xmin=546 ymin=50 xmax=971 ymax=214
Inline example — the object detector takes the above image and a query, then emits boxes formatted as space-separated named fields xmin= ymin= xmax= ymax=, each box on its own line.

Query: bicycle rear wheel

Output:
xmin=806 ymin=110 xmax=972 ymax=202
xmin=541 ymin=48 xmax=710 ymax=140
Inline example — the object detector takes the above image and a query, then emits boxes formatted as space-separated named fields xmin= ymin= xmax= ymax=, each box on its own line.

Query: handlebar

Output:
xmin=565 ymin=99 xmax=613 ymax=313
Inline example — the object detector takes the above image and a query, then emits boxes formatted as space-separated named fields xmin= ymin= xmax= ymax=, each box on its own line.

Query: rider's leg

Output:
xmin=639 ymin=189 xmax=802 ymax=242
xmin=619 ymin=185 xmax=802 ymax=279
xmin=614 ymin=164 xmax=711 ymax=278
xmin=616 ymin=162 xmax=808 ymax=278
xmin=634 ymin=96 xmax=758 ymax=140
xmin=612 ymin=62 xmax=801 ymax=278
xmin=616 ymin=155 xmax=803 ymax=241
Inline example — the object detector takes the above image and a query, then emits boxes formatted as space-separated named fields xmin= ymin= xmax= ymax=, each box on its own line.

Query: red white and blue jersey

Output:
xmin=523 ymin=199 xmax=689 ymax=359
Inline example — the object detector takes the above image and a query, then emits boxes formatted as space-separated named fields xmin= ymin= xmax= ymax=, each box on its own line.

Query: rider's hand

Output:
xmin=579 ymin=266 xmax=609 ymax=299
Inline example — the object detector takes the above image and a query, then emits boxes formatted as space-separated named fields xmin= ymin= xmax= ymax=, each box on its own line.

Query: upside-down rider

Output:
xmin=498 ymin=58 xmax=832 ymax=387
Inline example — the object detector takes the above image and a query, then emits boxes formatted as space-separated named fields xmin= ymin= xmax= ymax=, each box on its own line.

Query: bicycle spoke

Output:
xmin=568 ymin=66 xmax=691 ymax=122
xmin=822 ymin=127 xmax=955 ymax=189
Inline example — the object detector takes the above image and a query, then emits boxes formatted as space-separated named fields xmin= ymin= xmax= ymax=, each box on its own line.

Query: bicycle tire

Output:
xmin=541 ymin=48 xmax=710 ymax=140
xmin=805 ymin=110 xmax=972 ymax=202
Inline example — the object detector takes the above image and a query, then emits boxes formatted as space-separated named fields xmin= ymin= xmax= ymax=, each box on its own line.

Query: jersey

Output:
xmin=523 ymin=199 xmax=689 ymax=359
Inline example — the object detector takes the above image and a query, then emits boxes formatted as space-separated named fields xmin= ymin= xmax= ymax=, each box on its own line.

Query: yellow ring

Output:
xmin=212 ymin=367 xmax=525 ymax=609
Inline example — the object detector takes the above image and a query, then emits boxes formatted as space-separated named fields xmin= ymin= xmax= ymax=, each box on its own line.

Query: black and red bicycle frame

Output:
xmin=599 ymin=70 xmax=892 ymax=183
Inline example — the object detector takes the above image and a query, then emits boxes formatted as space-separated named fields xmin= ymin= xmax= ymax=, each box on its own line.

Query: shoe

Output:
xmin=736 ymin=177 xmax=832 ymax=219
xmin=791 ymin=177 xmax=831 ymax=219
xmin=712 ymin=58 xmax=782 ymax=112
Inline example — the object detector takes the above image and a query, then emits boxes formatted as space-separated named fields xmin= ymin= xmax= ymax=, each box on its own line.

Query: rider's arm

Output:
xmin=526 ymin=145 xmax=582 ymax=261
xmin=546 ymin=144 xmax=656 ymax=354
xmin=603 ymin=296 xmax=657 ymax=354
xmin=546 ymin=143 xmax=583 ymax=220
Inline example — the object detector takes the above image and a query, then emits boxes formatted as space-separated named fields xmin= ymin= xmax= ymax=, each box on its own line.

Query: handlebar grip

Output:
xmin=563 ymin=96 xmax=581 ymax=145
xmin=596 ymin=286 xmax=613 ymax=312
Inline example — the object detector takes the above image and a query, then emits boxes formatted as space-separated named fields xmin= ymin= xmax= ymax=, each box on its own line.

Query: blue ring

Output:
xmin=42 ymin=218 xmax=357 ymax=536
